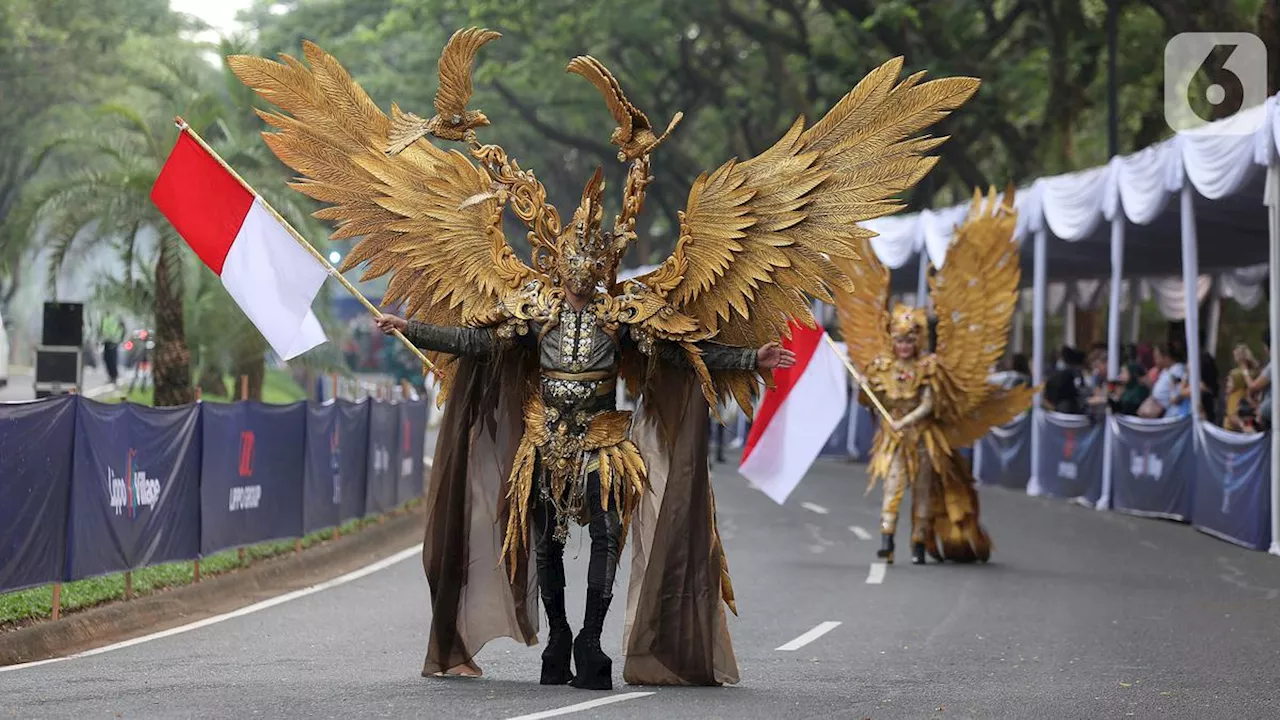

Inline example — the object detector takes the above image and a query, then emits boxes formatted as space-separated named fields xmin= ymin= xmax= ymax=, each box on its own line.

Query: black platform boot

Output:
xmin=877 ymin=533 xmax=895 ymax=564
xmin=569 ymin=589 xmax=613 ymax=690
xmin=911 ymin=542 xmax=927 ymax=565
xmin=540 ymin=587 xmax=574 ymax=685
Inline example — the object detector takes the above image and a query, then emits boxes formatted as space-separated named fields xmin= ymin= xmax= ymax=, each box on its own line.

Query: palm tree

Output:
xmin=19 ymin=38 xmax=342 ymax=404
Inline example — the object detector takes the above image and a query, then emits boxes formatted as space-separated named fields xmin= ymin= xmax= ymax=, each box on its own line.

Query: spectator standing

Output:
xmin=1145 ymin=343 xmax=1189 ymax=418
xmin=1108 ymin=363 xmax=1150 ymax=416
xmin=100 ymin=313 xmax=125 ymax=386
xmin=1044 ymin=346 xmax=1087 ymax=414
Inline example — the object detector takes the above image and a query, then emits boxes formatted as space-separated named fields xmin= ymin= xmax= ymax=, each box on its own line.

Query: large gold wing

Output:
xmin=639 ymin=57 xmax=978 ymax=409
xmin=228 ymin=42 xmax=534 ymax=385
xmin=930 ymin=186 xmax=1032 ymax=447
xmin=831 ymin=238 xmax=892 ymax=374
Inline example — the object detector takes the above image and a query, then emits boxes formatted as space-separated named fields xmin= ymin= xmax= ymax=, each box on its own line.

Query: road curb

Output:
xmin=0 ymin=506 xmax=425 ymax=667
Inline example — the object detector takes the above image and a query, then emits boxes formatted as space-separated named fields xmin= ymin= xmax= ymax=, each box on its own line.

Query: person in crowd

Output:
xmin=988 ymin=353 xmax=1032 ymax=390
xmin=1144 ymin=343 xmax=1189 ymax=418
xmin=1044 ymin=346 xmax=1087 ymax=414
xmin=1224 ymin=343 xmax=1259 ymax=432
xmin=1084 ymin=348 xmax=1110 ymax=418
xmin=1122 ymin=343 xmax=1139 ymax=366
xmin=99 ymin=312 xmax=125 ymax=386
xmin=1138 ymin=343 xmax=1160 ymax=387
xmin=1107 ymin=363 xmax=1150 ymax=416
xmin=1198 ymin=330 xmax=1220 ymax=424
xmin=1249 ymin=330 xmax=1271 ymax=430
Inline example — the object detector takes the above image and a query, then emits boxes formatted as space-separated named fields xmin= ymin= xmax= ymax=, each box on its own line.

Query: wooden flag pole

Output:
xmin=822 ymin=334 xmax=901 ymax=439
xmin=172 ymin=117 xmax=438 ymax=380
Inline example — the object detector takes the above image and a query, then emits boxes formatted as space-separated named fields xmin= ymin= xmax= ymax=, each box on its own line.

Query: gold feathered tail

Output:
xmin=925 ymin=450 xmax=992 ymax=562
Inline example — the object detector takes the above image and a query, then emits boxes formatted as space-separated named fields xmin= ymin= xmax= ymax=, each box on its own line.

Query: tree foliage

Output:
xmin=243 ymin=0 xmax=1270 ymax=269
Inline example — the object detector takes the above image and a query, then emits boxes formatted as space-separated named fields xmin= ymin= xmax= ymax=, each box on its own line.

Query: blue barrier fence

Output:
xmin=0 ymin=396 xmax=428 ymax=594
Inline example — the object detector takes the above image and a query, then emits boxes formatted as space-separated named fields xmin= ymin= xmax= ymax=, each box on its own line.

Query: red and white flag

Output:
xmin=151 ymin=132 xmax=328 ymax=360
xmin=739 ymin=324 xmax=848 ymax=504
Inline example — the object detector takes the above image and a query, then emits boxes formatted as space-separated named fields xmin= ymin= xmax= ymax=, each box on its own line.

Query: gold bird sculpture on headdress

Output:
xmin=566 ymin=55 xmax=683 ymax=162
xmin=386 ymin=27 xmax=500 ymax=154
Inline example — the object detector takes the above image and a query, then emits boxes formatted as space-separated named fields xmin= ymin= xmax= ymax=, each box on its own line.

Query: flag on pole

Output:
xmin=151 ymin=132 xmax=328 ymax=360
xmin=739 ymin=324 xmax=849 ymax=504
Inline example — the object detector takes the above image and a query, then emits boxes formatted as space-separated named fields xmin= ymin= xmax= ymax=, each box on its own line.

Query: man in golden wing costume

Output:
xmin=835 ymin=188 xmax=1033 ymax=566
xmin=229 ymin=29 xmax=978 ymax=690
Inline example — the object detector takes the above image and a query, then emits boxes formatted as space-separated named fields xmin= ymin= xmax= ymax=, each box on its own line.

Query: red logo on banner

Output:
xmin=1063 ymin=429 xmax=1076 ymax=458
xmin=239 ymin=430 xmax=255 ymax=477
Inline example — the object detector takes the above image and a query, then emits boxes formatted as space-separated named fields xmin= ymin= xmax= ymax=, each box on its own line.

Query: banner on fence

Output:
xmin=1034 ymin=411 xmax=1103 ymax=503
xmin=1109 ymin=415 xmax=1194 ymax=520
xmin=67 ymin=401 xmax=201 ymax=579
xmin=201 ymin=402 xmax=306 ymax=554
xmin=0 ymin=397 xmax=77 ymax=593
xmin=1192 ymin=422 xmax=1272 ymax=550
xmin=395 ymin=400 xmax=428 ymax=505
xmin=977 ymin=413 xmax=1031 ymax=490
xmin=303 ymin=400 xmax=370 ymax=534
xmin=364 ymin=400 xmax=398 ymax=515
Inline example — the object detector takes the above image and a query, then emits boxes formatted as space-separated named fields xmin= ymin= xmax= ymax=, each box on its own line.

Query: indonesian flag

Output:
xmin=739 ymin=325 xmax=849 ymax=504
xmin=151 ymin=132 xmax=328 ymax=360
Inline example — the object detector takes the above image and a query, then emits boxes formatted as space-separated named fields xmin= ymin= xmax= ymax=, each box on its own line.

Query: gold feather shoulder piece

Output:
xmin=930 ymin=185 xmax=1029 ymax=445
xmin=227 ymin=41 xmax=537 ymax=387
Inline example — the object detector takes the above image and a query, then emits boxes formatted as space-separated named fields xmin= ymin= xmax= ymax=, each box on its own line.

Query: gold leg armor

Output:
xmin=880 ymin=455 xmax=908 ymax=534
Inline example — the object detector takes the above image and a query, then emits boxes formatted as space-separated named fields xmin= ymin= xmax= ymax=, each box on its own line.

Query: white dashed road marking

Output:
xmin=776 ymin=621 xmax=842 ymax=651
xmin=866 ymin=562 xmax=887 ymax=584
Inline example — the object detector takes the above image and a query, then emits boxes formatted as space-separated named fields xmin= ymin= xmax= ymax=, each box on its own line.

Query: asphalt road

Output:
xmin=3 ymin=454 xmax=1280 ymax=719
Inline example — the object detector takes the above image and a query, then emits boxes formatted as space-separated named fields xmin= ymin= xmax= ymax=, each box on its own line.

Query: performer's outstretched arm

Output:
xmin=655 ymin=341 xmax=758 ymax=371
xmin=646 ymin=337 xmax=794 ymax=371
xmin=374 ymin=315 xmax=505 ymax=356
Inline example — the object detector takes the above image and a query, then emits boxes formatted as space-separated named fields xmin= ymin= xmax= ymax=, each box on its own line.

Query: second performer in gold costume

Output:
xmin=835 ymin=188 xmax=1035 ymax=566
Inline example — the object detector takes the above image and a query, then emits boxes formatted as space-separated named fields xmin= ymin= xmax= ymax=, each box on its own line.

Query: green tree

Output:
xmin=17 ymin=36 xmax=337 ymax=404
xmin=0 ymin=0 xmax=186 ymax=318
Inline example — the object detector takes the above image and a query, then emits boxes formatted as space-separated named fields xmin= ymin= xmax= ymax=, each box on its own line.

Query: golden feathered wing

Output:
xmin=830 ymin=237 xmax=892 ymax=375
xmin=930 ymin=187 xmax=1033 ymax=447
xmin=227 ymin=42 xmax=535 ymax=389
xmin=639 ymin=58 xmax=979 ymax=413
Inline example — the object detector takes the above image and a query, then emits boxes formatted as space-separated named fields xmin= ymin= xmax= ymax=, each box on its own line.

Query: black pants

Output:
xmin=531 ymin=469 xmax=621 ymax=597
xmin=103 ymin=343 xmax=119 ymax=383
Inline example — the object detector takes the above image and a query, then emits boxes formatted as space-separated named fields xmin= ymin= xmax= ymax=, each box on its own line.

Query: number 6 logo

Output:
xmin=1164 ymin=33 xmax=1266 ymax=134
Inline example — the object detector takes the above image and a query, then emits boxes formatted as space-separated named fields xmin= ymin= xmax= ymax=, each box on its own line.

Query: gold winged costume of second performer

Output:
xmin=228 ymin=28 xmax=979 ymax=690
xmin=834 ymin=187 xmax=1035 ymax=566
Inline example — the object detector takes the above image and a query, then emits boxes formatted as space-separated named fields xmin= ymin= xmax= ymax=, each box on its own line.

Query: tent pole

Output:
xmin=1100 ymin=215 xmax=1125 ymax=511
xmin=1206 ymin=293 xmax=1222 ymax=358
xmin=915 ymin=250 xmax=929 ymax=308
xmin=1180 ymin=186 xmax=1203 ymax=420
xmin=1129 ymin=280 xmax=1143 ymax=342
xmin=1065 ymin=300 xmax=1077 ymax=348
xmin=1267 ymin=163 xmax=1280 ymax=557
xmin=1029 ymin=228 xmax=1048 ymax=496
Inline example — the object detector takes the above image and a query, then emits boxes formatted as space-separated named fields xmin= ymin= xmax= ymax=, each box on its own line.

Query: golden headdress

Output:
xmin=889 ymin=304 xmax=927 ymax=341
xmin=554 ymin=167 xmax=632 ymax=291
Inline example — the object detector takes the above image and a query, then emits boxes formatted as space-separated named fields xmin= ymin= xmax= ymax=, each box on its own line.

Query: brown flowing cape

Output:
xmin=421 ymin=353 xmax=739 ymax=685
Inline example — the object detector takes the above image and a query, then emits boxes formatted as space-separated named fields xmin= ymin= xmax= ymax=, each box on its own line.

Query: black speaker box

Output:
xmin=42 ymin=302 xmax=84 ymax=347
